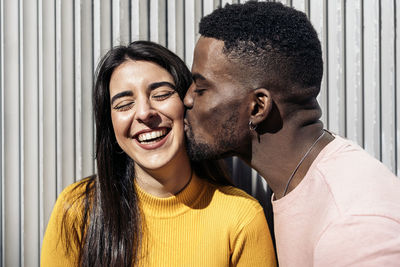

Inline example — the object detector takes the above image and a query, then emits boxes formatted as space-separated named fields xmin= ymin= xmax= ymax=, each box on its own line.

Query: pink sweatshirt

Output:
xmin=272 ymin=135 xmax=400 ymax=266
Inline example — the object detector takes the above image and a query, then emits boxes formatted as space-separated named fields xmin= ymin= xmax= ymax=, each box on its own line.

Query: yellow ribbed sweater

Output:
xmin=41 ymin=175 xmax=276 ymax=266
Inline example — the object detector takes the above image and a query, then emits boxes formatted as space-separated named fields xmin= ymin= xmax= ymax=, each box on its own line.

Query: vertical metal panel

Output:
xmin=139 ymin=0 xmax=150 ymax=41
xmin=275 ymin=0 xmax=290 ymax=5
xmin=168 ymin=0 xmax=185 ymax=59
xmin=61 ymin=0 xmax=75 ymax=190
xmin=0 ymin=0 xmax=4 ymax=263
xmin=221 ymin=0 xmax=230 ymax=6
xmin=167 ymin=0 xmax=177 ymax=52
xmin=292 ymin=0 xmax=306 ymax=12
xmin=23 ymin=0 xmax=40 ymax=264
xmin=81 ymin=0 xmax=95 ymax=178
xmin=112 ymin=0 xmax=121 ymax=45
xmin=150 ymin=0 xmax=166 ymax=46
xmin=4 ymin=0 xmax=21 ymax=265
xmin=327 ymin=0 xmax=345 ymax=135
xmin=74 ymin=0 xmax=82 ymax=181
xmin=184 ymin=0 xmax=201 ymax=67
xmin=55 ymin=0 xmax=63 ymax=196
xmin=119 ymin=0 xmax=131 ymax=45
xmin=221 ymin=0 xmax=236 ymax=7
xmin=184 ymin=0 xmax=195 ymax=66
xmin=176 ymin=0 xmax=186 ymax=59
xmin=101 ymin=0 xmax=112 ymax=51
xmin=231 ymin=157 xmax=252 ymax=193
xmin=131 ymin=0 xmax=140 ymax=40
xmin=92 ymin=0 xmax=100 ymax=53
xmin=19 ymin=0 xmax=25 ymax=263
xmin=93 ymin=0 xmax=101 ymax=174
xmin=363 ymin=0 xmax=381 ymax=158
xmin=37 ymin=0 xmax=45 ymax=258
xmin=93 ymin=0 xmax=101 ymax=68
xmin=203 ymin=0 xmax=216 ymax=17
xmin=131 ymin=0 xmax=150 ymax=42
xmin=310 ymin=0 xmax=328 ymax=126
xmin=42 ymin=0 xmax=57 ymax=239
xmin=345 ymin=0 xmax=363 ymax=145
xmin=381 ymin=0 xmax=396 ymax=172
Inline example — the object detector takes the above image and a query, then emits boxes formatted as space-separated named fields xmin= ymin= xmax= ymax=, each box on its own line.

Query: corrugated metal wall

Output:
xmin=0 ymin=0 xmax=399 ymax=266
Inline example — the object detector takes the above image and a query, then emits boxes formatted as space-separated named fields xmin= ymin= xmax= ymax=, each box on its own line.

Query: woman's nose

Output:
xmin=135 ymin=97 xmax=157 ymax=123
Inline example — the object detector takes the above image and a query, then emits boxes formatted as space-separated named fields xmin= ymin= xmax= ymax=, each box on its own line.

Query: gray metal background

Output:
xmin=0 ymin=0 xmax=399 ymax=266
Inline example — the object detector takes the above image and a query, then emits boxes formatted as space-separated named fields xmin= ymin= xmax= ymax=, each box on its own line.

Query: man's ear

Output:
xmin=249 ymin=88 xmax=272 ymax=125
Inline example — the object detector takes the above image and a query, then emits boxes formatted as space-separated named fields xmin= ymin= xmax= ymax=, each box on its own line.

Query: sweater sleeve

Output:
xmin=314 ymin=215 xmax=400 ymax=266
xmin=231 ymin=209 xmax=277 ymax=267
xmin=41 ymin=185 xmax=81 ymax=267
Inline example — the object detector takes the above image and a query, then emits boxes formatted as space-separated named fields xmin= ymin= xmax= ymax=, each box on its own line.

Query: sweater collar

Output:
xmin=135 ymin=173 xmax=206 ymax=218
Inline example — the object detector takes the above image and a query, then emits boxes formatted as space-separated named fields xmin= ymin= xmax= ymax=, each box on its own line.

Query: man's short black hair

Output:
xmin=199 ymin=1 xmax=323 ymax=102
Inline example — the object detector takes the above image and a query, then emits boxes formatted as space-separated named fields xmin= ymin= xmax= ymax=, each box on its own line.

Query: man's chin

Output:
xmin=186 ymin=139 xmax=222 ymax=162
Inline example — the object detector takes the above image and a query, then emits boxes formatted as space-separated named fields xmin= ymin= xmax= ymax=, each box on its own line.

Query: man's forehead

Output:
xmin=196 ymin=37 xmax=224 ymax=53
xmin=193 ymin=37 xmax=236 ymax=78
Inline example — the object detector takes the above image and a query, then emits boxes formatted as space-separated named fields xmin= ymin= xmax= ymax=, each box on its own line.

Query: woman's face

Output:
xmin=109 ymin=59 xmax=187 ymax=171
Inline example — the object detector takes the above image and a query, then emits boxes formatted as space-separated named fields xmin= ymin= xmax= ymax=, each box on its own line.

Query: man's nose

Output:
xmin=135 ymin=97 xmax=157 ymax=123
xmin=184 ymin=83 xmax=195 ymax=109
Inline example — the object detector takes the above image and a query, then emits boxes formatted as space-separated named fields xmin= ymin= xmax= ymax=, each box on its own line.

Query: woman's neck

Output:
xmin=134 ymin=154 xmax=192 ymax=198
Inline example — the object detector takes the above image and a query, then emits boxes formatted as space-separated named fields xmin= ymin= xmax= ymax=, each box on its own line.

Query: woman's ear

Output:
xmin=250 ymin=88 xmax=272 ymax=125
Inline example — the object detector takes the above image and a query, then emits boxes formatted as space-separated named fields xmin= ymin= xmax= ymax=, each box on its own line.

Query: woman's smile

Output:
xmin=134 ymin=127 xmax=171 ymax=149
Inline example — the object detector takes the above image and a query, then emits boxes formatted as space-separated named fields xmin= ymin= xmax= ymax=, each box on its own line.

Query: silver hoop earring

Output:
xmin=249 ymin=121 xmax=258 ymax=131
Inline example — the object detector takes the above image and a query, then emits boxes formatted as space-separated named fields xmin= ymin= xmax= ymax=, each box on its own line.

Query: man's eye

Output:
xmin=113 ymin=101 xmax=134 ymax=111
xmin=194 ymin=89 xmax=206 ymax=95
xmin=152 ymin=91 xmax=176 ymax=100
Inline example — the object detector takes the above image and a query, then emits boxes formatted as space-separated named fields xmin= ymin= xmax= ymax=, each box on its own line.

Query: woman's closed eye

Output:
xmin=152 ymin=90 xmax=176 ymax=101
xmin=113 ymin=100 xmax=135 ymax=111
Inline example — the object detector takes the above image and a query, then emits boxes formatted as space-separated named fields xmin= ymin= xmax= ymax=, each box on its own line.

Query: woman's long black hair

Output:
xmin=61 ymin=41 xmax=232 ymax=266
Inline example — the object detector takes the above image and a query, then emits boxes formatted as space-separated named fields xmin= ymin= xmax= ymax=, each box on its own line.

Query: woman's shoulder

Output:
xmin=42 ymin=177 xmax=94 ymax=265
xmin=54 ymin=176 xmax=94 ymax=219
xmin=205 ymin=182 xmax=264 ymax=216
xmin=60 ymin=176 xmax=93 ymax=200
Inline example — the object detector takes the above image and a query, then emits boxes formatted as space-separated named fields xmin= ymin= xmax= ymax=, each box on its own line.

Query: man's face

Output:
xmin=184 ymin=37 xmax=250 ymax=161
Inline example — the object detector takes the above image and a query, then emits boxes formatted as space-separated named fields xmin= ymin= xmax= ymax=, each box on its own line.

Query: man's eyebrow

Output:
xmin=192 ymin=73 xmax=206 ymax=82
xmin=148 ymin=81 xmax=176 ymax=91
xmin=111 ymin=91 xmax=133 ymax=105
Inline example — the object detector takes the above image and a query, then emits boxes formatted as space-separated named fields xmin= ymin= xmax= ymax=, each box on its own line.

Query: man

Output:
xmin=184 ymin=1 xmax=400 ymax=266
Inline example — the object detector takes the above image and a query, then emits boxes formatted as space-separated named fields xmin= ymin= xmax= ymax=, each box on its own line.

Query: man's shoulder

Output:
xmin=311 ymin=135 xmax=400 ymax=218
xmin=314 ymin=213 xmax=400 ymax=265
xmin=314 ymin=134 xmax=398 ymax=185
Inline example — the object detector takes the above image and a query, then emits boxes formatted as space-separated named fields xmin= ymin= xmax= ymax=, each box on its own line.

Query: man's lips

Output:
xmin=183 ymin=119 xmax=190 ymax=133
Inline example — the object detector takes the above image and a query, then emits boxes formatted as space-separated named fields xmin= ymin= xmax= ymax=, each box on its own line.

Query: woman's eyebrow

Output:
xmin=110 ymin=82 xmax=175 ymax=104
xmin=148 ymin=81 xmax=176 ymax=91
xmin=111 ymin=91 xmax=133 ymax=105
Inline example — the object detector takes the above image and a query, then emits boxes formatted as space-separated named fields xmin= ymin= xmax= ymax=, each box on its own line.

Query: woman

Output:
xmin=41 ymin=41 xmax=276 ymax=266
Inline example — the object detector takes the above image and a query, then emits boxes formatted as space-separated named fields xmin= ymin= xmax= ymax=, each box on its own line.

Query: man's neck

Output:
xmin=247 ymin=121 xmax=334 ymax=199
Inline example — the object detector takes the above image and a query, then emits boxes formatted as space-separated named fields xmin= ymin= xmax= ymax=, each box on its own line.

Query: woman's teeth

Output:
xmin=137 ymin=129 xmax=167 ymax=143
